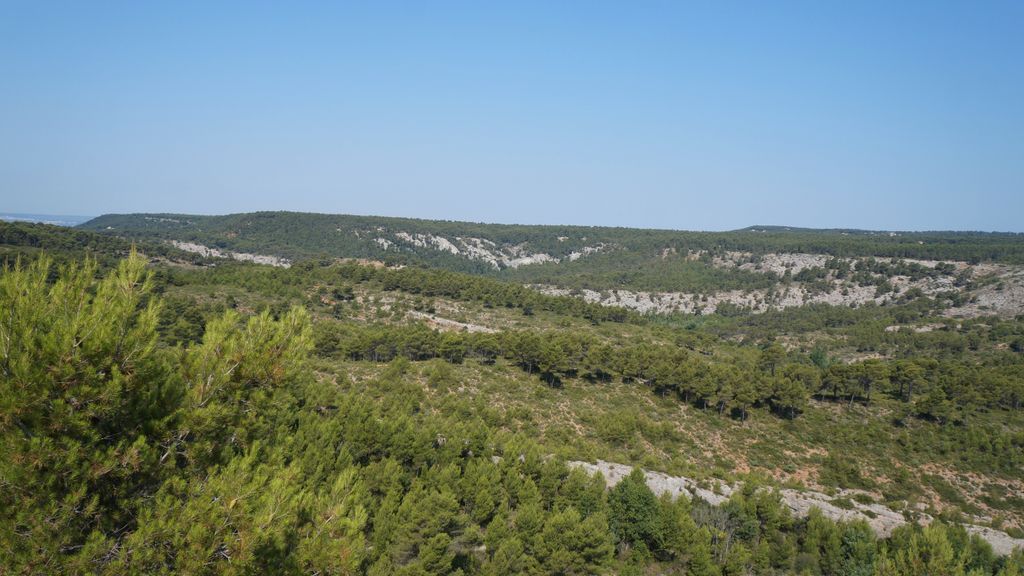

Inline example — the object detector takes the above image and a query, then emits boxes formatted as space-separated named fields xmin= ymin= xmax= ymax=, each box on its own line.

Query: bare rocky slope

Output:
xmin=169 ymin=240 xmax=292 ymax=268
xmin=536 ymin=251 xmax=1024 ymax=318
xmin=570 ymin=460 xmax=1024 ymax=556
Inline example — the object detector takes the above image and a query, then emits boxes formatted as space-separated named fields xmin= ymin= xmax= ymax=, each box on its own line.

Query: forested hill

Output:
xmin=77 ymin=212 xmax=1024 ymax=318
xmin=4 ymin=221 xmax=1024 ymax=572
xmin=81 ymin=212 xmax=1024 ymax=271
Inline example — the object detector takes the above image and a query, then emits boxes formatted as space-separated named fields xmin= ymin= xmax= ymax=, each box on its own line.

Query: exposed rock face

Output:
xmin=569 ymin=460 xmax=1024 ymax=556
xmin=951 ymin=265 xmax=1024 ymax=319
xmin=530 ymin=284 xmax=897 ymax=315
xmin=568 ymin=245 xmax=604 ymax=261
xmin=394 ymin=232 xmax=462 ymax=256
xmin=375 ymin=232 xmax=607 ymax=270
xmin=778 ymin=487 xmax=909 ymax=537
xmin=169 ymin=241 xmax=291 ymax=268
xmin=534 ymin=252 xmax=1024 ymax=318
xmin=569 ymin=460 xmax=732 ymax=506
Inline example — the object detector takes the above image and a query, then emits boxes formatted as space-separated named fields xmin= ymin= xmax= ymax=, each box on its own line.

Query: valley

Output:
xmin=3 ymin=216 xmax=1023 ymax=574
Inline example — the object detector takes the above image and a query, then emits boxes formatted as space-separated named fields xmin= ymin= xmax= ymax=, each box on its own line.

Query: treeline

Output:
xmin=315 ymin=321 xmax=1024 ymax=428
xmin=160 ymin=258 xmax=638 ymax=323
xmin=673 ymin=230 xmax=1024 ymax=265
xmin=316 ymin=324 xmax=804 ymax=420
xmin=61 ymin=245 xmax=1023 ymax=432
xmin=0 ymin=220 xmax=208 ymax=267
xmin=499 ymin=248 xmax=782 ymax=294
xmin=364 ymin=264 xmax=635 ymax=323
xmin=3 ymin=252 xmax=1023 ymax=574
xmin=787 ymin=257 xmax=964 ymax=293
xmin=140 ymin=242 xmax=1024 ymax=429
xmin=80 ymin=211 xmax=1024 ymax=276
xmin=0 ymin=220 xmax=135 ymax=255
xmin=699 ymin=294 xmax=1024 ymax=363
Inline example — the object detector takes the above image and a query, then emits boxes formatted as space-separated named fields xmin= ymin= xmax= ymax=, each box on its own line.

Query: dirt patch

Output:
xmin=407 ymin=311 xmax=497 ymax=333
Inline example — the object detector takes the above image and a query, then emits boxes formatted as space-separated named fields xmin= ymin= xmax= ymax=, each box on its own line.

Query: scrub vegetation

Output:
xmin=2 ymin=219 xmax=1023 ymax=574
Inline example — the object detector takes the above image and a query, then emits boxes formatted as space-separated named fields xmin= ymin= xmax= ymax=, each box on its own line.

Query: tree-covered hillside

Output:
xmin=0 ymin=220 xmax=208 ymax=267
xmin=3 ymin=225 xmax=1024 ymax=573
xmin=80 ymin=212 xmax=1024 ymax=283
xmin=77 ymin=212 xmax=1024 ymax=321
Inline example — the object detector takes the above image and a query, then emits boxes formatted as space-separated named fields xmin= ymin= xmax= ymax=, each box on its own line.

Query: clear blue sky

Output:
xmin=2 ymin=1 xmax=1022 ymax=231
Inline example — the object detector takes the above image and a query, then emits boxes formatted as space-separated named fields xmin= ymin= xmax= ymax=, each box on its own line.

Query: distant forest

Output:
xmin=81 ymin=212 xmax=1024 ymax=267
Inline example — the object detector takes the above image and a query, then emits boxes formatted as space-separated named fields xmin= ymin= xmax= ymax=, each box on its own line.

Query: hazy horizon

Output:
xmin=3 ymin=2 xmax=1022 ymax=231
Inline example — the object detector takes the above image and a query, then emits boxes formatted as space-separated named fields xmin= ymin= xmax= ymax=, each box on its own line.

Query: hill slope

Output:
xmin=81 ymin=211 xmax=1024 ymax=317
xmin=3 ymin=222 xmax=1024 ymax=572
xmin=80 ymin=212 xmax=1024 ymax=268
